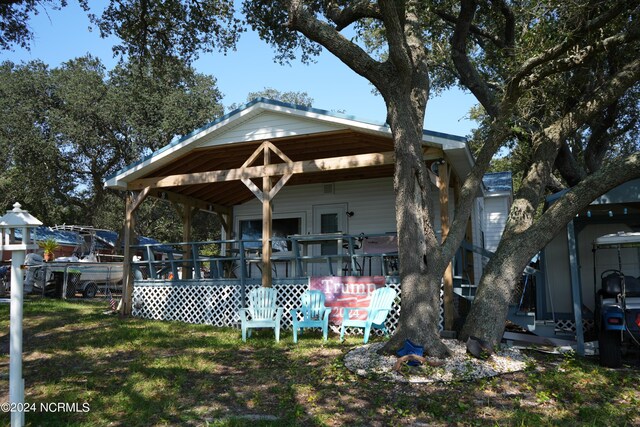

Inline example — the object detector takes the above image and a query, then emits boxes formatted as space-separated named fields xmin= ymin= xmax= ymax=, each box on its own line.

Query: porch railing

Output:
xmin=130 ymin=233 xmax=402 ymax=282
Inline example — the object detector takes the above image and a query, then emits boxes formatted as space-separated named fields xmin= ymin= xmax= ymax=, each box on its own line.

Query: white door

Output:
xmin=312 ymin=203 xmax=348 ymax=275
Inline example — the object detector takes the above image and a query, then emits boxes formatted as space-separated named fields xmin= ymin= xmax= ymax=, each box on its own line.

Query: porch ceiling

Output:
xmin=138 ymin=130 xmax=408 ymax=207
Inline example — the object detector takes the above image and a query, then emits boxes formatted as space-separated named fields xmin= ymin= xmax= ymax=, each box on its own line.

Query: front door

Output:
xmin=312 ymin=203 xmax=348 ymax=275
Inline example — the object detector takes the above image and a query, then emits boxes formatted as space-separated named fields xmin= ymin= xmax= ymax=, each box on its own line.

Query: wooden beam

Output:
xmin=423 ymin=146 xmax=445 ymax=161
xmin=438 ymin=162 xmax=455 ymax=331
xmin=147 ymin=188 xmax=228 ymax=215
xmin=128 ymin=151 xmax=396 ymax=190
xmin=242 ymin=140 xmax=269 ymax=168
xmin=121 ymin=189 xmax=149 ymax=317
xmin=128 ymin=186 xmax=151 ymax=214
xmin=241 ymin=177 xmax=264 ymax=202
xmin=174 ymin=202 xmax=195 ymax=280
xmin=262 ymin=146 xmax=273 ymax=288
xmin=269 ymin=172 xmax=292 ymax=199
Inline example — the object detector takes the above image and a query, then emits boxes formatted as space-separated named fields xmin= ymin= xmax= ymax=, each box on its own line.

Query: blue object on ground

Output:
xmin=397 ymin=339 xmax=424 ymax=366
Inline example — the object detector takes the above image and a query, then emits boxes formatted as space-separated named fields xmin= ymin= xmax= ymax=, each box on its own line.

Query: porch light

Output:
xmin=0 ymin=202 xmax=42 ymax=427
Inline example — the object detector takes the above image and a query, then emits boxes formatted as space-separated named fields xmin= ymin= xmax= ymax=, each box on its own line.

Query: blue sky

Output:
xmin=2 ymin=2 xmax=478 ymax=138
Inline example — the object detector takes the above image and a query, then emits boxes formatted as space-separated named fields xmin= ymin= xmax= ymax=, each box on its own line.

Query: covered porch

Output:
xmin=104 ymin=99 xmax=477 ymax=332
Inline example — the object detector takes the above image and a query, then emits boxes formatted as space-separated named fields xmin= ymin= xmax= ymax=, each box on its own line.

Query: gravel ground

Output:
xmin=344 ymin=339 xmax=531 ymax=383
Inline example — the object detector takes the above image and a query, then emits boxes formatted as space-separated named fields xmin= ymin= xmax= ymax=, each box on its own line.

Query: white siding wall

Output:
xmin=471 ymin=197 xmax=485 ymax=285
xmin=233 ymin=177 xmax=399 ymax=276
xmin=484 ymin=196 xmax=509 ymax=253
xmin=233 ymin=177 xmax=398 ymax=236
xmin=232 ymin=177 xmax=450 ymax=236
xmin=200 ymin=111 xmax=345 ymax=148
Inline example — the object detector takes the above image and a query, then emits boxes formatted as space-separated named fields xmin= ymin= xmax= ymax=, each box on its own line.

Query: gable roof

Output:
xmin=104 ymin=98 xmax=474 ymax=206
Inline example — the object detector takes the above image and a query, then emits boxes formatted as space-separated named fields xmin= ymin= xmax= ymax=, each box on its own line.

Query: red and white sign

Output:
xmin=310 ymin=276 xmax=386 ymax=324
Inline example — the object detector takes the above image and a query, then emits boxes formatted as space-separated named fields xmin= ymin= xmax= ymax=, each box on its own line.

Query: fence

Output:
xmin=131 ymin=276 xmax=419 ymax=336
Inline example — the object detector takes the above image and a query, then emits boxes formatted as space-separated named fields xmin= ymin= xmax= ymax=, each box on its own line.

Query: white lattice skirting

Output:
xmin=131 ymin=278 xmax=416 ymax=337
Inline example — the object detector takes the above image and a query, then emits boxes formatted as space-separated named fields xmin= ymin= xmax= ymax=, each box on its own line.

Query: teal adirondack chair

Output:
xmin=340 ymin=287 xmax=397 ymax=343
xmin=239 ymin=287 xmax=283 ymax=342
xmin=290 ymin=290 xmax=331 ymax=343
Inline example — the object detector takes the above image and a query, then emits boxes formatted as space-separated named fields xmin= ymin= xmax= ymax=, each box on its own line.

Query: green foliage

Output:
xmin=0 ymin=55 xmax=223 ymax=229
xmin=228 ymin=87 xmax=314 ymax=111
xmin=242 ymin=0 xmax=322 ymax=65
xmin=0 ymin=60 xmax=78 ymax=223
xmin=37 ymin=237 xmax=60 ymax=255
xmin=89 ymin=0 xmax=242 ymax=68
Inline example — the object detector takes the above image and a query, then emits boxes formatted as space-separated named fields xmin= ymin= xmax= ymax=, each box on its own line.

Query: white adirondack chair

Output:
xmin=239 ymin=287 xmax=283 ymax=342
xmin=290 ymin=290 xmax=331 ymax=343
xmin=340 ymin=287 xmax=397 ymax=343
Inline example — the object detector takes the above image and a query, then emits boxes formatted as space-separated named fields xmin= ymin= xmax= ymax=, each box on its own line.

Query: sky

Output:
xmin=2 ymin=2 xmax=478 ymax=138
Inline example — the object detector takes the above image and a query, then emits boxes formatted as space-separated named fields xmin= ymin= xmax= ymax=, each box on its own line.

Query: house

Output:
xmin=104 ymin=98 xmax=494 ymax=331
xmin=512 ymin=178 xmax=640 ymax=352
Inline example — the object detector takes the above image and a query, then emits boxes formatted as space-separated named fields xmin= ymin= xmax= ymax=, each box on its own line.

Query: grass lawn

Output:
xmin=1 ymin=297 xmax=639 ymax=426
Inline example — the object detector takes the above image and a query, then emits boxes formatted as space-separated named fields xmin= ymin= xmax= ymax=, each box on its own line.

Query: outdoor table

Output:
xmin=288 ymin=233 xmax=357 ymax=276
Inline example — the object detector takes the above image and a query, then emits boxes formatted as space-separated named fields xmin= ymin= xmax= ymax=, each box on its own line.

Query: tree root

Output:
xmin=393 ymin=354 xmax=444 ymax=372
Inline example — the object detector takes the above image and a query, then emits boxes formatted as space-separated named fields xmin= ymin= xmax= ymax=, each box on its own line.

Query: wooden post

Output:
xmin=262 ymin=145 xmax=273 ymax=287
xmin=438 ymin=162 xmax=455 ymax=331
xmin=178 ymin=203 xmax=195 ymax=280
xmin=121 ymin=188 xmax=149 ymax=316
xmin=121 ymin=192 xmax=134 ymax=316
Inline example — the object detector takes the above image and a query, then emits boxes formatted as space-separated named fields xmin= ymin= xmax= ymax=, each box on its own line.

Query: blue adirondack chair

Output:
xmin=239 ymin=287 xmax=283 ymax=342
xmin=340 ymin=287 xmax=397 ymax=343
xmin=290 ymin=290 xmax=331 ymax=343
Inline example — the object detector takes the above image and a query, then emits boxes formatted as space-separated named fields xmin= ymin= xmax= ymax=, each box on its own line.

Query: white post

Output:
xmin=9 ymin=241 xmax=25 ymax=426
xmin=0 ymin=203 xmax=42 ymax=427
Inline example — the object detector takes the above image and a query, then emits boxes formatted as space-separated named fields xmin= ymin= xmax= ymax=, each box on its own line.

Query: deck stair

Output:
xmin=453 ymin=276 xmax=477 ymax=300
xmin=507 ymin=305 xmax=536 ymax=331
xmin=530 ymin=320 xmax=576 ymax=339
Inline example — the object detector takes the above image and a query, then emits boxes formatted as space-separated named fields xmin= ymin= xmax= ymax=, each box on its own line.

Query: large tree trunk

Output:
xmin=382 ymin=97 xmax=451 ymax=358
xmin=460 ymin=237 xmax=538 ymax=346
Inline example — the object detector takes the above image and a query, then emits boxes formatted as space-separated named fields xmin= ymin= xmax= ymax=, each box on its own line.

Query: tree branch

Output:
xmin=287 ymin=0 xmax=386 ymax=86
xmin=509 ymin=0 xmax=636 ymax=91
xmin=530 ymin=151 xmax=640 ymax=245
xmin=554 ymin=141 xmax=585 ymax=186
xmin=377 ymin=0 xmax=413 ymax=77
xmin=436 ymin=9 xmax=505 ymax=48
xmin=325 ymin=0 xmax=382 ymax=31
xmin=584 ymin=102 xmax=619 ymax=173
xmin=450 ymin=0 xmax=500 ymax=117
xmin=554 ymin=58 xmax=640 ymax=142
xmin=521 ymin=23 xmax=640 ymax=89
xmin=490 ymin=0 xmax=515 ymax=50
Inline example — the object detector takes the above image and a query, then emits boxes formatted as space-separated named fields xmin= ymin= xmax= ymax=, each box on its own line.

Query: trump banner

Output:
xmin=310 ymin=276 xmax=386 ymax=324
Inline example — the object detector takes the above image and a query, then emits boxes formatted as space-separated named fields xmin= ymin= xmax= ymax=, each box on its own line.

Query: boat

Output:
xmin=24 ymin=225 xmax=124 ymax=298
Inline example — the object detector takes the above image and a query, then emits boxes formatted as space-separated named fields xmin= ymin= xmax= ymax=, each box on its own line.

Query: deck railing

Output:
xmin=131 ymin=233 xmax=402 ymax=282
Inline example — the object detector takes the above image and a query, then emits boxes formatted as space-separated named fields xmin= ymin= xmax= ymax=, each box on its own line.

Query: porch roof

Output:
xmin=104 ymin=98 xmax=473 ymax=208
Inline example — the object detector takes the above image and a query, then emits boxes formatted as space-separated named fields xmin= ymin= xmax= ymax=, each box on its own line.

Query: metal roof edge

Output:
xmin=104 ymin=99 xmax=269 ymax=185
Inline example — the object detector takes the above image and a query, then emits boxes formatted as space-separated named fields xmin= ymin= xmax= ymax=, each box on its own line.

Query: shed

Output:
xmin=526 ymin=178 xmax=640 ymax=350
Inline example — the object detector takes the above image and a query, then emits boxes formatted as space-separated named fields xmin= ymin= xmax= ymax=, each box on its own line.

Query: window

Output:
xmin=239 ymin=217 xmax=302 ymax=252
